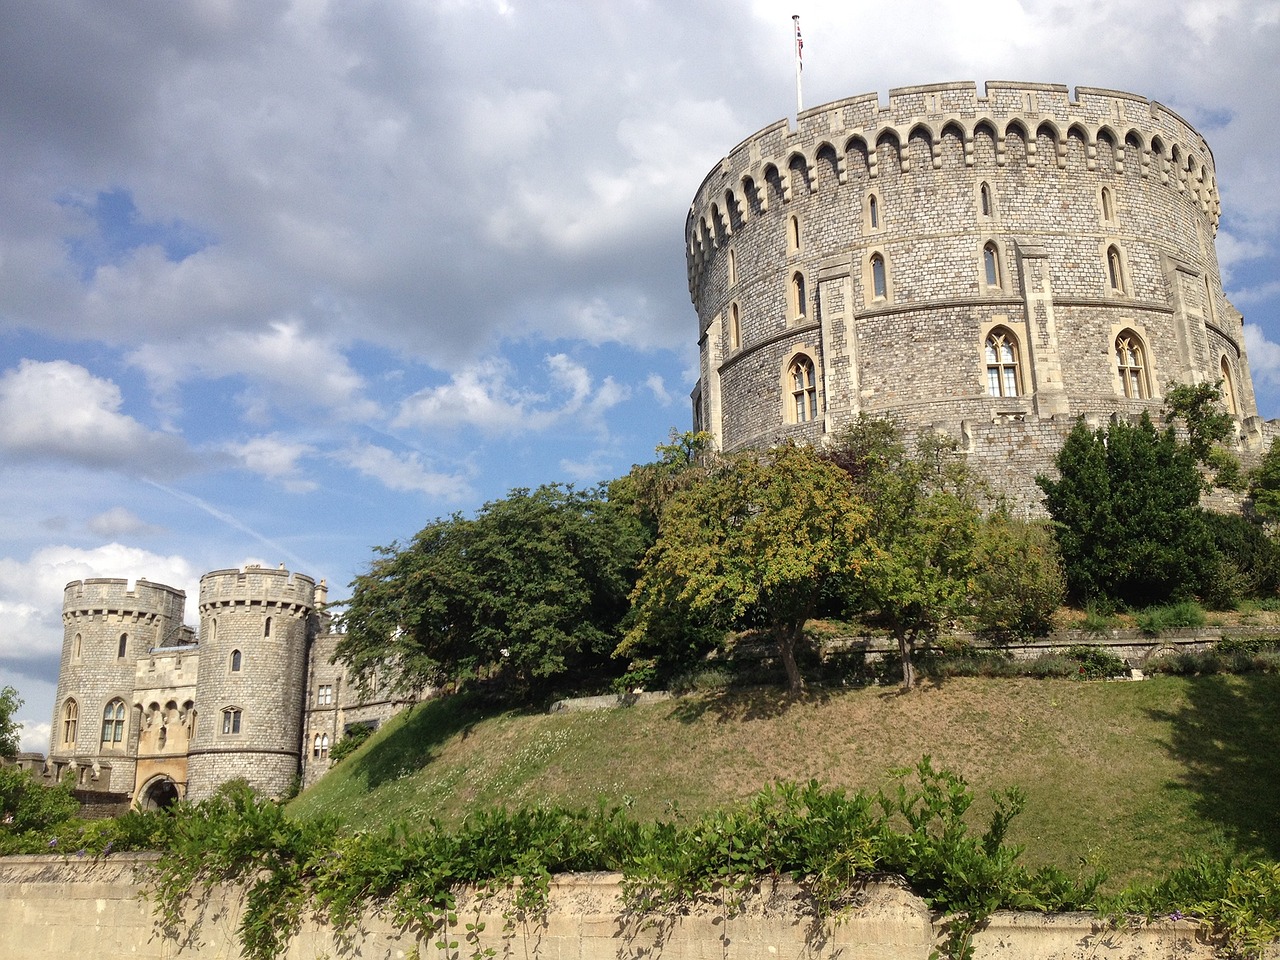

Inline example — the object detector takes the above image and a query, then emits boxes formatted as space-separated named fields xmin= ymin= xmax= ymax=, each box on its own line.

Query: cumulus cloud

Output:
xmin=0 ymin=544 xmax=198 ymax=673
xmin=226 ymin=435 xmax=318 ymax=492
xmin=1245 ymin=323 xmax=1280 ymax=391
xmin=0 ymin=360 xmax=191 ymax=475
xmin=86 ymin=507 xmax=166 ymax=539
xmin=130 ymin=319 xmax=380 ymax=425
xmin=394 ymin=354 xmax=628 ymax=435
xmin=333 ymin=442 xmax=472 ymax=499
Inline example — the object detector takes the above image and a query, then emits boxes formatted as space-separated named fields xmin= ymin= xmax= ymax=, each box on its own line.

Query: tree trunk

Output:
xmin=776 ymin=625 xmax=806 ymax=692
xmin=897 ymin=629 xmax=916 ymax=689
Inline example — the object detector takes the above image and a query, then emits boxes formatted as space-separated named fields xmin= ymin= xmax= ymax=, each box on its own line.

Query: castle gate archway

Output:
xmin=137 ymin=776 xmax=181 ymax=811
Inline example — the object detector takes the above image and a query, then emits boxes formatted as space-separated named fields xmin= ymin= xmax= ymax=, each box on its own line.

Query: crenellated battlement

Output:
xmin=686 ymin=81 xmax=1220 ymax=295
xmin=62 ymin=578 xmax=186 ymax=620
xmin=197 ymin=564 xmax=316 ymax=613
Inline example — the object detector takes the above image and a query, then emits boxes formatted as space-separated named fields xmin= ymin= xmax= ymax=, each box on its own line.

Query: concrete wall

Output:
xmin=0 ymin=854 xmax=1221 ymax=960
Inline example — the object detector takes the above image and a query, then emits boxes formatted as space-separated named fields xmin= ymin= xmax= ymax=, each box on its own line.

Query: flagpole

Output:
xmin=793 ymin=15 xmax=803 ymax=116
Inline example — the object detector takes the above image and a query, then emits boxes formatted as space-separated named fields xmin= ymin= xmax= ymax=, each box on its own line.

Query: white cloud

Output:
xmin=334 ymin=442 xmax=472 ymax=499
xmin=227 ymin=434 xmax=318 ymax=492
xmin=1245 ymin=323 xmax=1280 ymax=390
xmin=0 ymin=544 xmax=198 ymax=669
xmin=394 ymin=354 xmax=628 ymax=435
xmin=130 ymin=319 xmax=380 ymax=425
xmin=86 ymin=507 xmax=166 ymax=538
xmin=646 ymin=373 xmax=673 ymax=406
xmin=0 ymin=360 xmax=190 ymax=475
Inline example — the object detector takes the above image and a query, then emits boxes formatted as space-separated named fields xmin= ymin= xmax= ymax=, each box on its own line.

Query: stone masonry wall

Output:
xmin=0 ymin=855 xmax=1222 ymax=960
xmin=688 ymin=81 xmax=1267 ymax=504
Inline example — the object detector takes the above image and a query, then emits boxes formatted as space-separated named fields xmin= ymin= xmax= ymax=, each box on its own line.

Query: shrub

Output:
xmin=1134 ymin=601 xmax=1206 ymax=635
xmin=1201 ymin=511 xmax=1280 ymax=604
xmin=329 ymin=723 xmax=376 ymax=765
xmin=670 ymin=666 xmax=733 ymax=693
xmin=1065 ymin=645 xmax=1129 ymax=679
xmin=971 ymin=516 xmax=1065 ymax=640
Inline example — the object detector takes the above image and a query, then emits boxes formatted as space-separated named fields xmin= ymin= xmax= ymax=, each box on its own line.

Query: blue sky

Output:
xmin=3 ymin=0 xmax=1280 ymax=751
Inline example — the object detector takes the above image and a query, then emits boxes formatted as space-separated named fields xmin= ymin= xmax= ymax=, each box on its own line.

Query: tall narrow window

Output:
xmin=788 ymin=356 xmax=818 ymax=423
xmin=1107 ymin=245 xmax=1126 ymax=293
xmin=230 ymin=649 xmax=242 ymax=672
xmin=313 ymin=734 xmax=323 ymax=758
xmin=728 ymin=248 xmax=737 ymax=285
xmin=871 ymin=254 xmax=887 ymax=299
xmin=788 ymin=215 xmax=801 ymax=253
xmin=117 ymin=633 xmax=128 ymax=659
xmin=983 ymin=243 xmax=1001 ymax=288
xmin=73 ymin=633 xmax=82 ymax=662
xmin=158 ymin=726 xmax=168 ymax=748
xmin=791 ymin=271 xmax=807 ymax=320
xmin=61 ymin=699 xmax=78 ymax=746
xmin=985 ymin=329 xmax=1020 ymax=398
xmin=320 ymin=734 xmax=329 ymax=759
xmin=729 ymin=303 xmax=741 ymax=350
xmin=101 ymin=699 xmax=126 ymax=747
xmin=263 ymin=617 xmax=272 ymax=638
xmin=1116 ymin=332 xmax=1147 ymax=398
xmin=1101 ymin=186 xmax=1115 ymax=222
xmin=222 ymin=708 xmax=242 ymax=736
xmin=980 ymin=182 xmax=992 ymax=217
xmin=1221 ymin=357 xmax=1238 ymax=415
xmin=869 ymin=194 xmax=880 ymax=229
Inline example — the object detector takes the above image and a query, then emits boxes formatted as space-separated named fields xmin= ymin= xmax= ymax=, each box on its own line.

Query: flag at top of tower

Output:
xmin=793 ymin=15 xmax=803 ymax=69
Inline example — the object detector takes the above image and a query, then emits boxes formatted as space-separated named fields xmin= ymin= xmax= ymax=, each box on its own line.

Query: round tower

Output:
xmin=187 ymin=565 xmax=316 ymax=801
xmin=49 ymin=578 xmax=187 ymax=793
xmin=688 ymin=80 xmax=1263 ymax=509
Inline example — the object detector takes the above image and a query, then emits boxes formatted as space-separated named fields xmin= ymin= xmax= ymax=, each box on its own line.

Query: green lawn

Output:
xmin=288 ymin=674 xmax=1280 ymax=891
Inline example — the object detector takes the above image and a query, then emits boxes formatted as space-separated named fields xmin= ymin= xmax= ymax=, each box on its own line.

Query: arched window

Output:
xmin=980 ymin=182 xmax=992 ymax=217
xmin=729 ymin=302 xmax=741 ymax=351
xmin=788 ymin=355 xmax=818 ymax=424
xmin=1116 ymin=331 xmax=1148 ymax=398
xmin=1101 ymin=186 xmax=1115 ymax=222
xmin=73 ymin=633 xmax=82 ymax=661
xmin=230 ymin=649 xmax=242 ymax=672
xmin=728 ymin=247 xmax=737 ymax=285
xmin=222 ymin=708 xmax=242 ymax=736
xmin=791 ymin=271 xmax=807 ymax=321
xmin=101 ymin=699 xmax=126 ymax=747
xmin=1221 ymin=357 xmax=1238 ymax=415
xmin=263 ymin=616 xmax=272 ymax=638
xmin=868 ymin=193 xmax=880 ymax=230
xmin=313 ymin=734 xmax=323 ymax=758
xmin=985 ymin=329 xmax=1020 ymax=398
xmin=61 ymin=699 xmax=78 ymax=746
xmin=788 ymin=215 xmax=801 ymax=253
xmin=1107 ymin=245 xmax=1127 ymax=293
xmin=983 ymin=242 xmax=1001 ymax=288
xmin=209 ymin=618 xmax=217 ymax=643
xmin=871 ymin=254 xmax=887 ymax=299
xmin=117 ymin=633 xmax=128 ymax=659
xmin=158 ymin=725 xmax=168 ymax=748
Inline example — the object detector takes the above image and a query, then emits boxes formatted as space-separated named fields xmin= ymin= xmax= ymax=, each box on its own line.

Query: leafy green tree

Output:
xmin=828 ymin=418 xmax=982 ymax=688
xmin=1037 ymin=414 xmax=1215 ymax=605
xmin=623 ymin=442 xmax=871 ymax=691
xmin=0 ymin=686 xmax=21 ymax=759
xmin=1250 ymin=438 xmax=1280 ymax=523
xmin=1164 ymin=381 xmax=1240 ymax=489
xmin=0 ymin=768 xmax=78 ymax=839
xmin=337 ymin=484 xmax=647 ymax=699
xmin=609 ymin=430 xmax=715 ymax=537
xmin=970 ymin=516 xmax=1065 ymax=640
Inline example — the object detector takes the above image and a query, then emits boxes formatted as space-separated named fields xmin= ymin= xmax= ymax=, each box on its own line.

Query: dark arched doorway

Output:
xmin=138 ymin=776 xmax=181 ymax=811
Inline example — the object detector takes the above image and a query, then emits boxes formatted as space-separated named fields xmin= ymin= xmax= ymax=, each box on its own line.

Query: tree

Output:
xmin=1250 ymin=438 xmax=1280 ymax=523
xmin=1037 ymin=414 xmax=1215 ymax=605
xmin=609 ymin=430 xmax=715 ymax=537
xmin=828 ymin=418 xmax=983 ymax=688
xmin=970 ymin=516 xmax=1065 ymax=640
xmin=623 ymin=442 xmax=871 ymax=692
xmin=337 ymin=484 xmax=647 ymax=699
xmin=1163 ymin=381 xmax=1239 ymax=489
xmin=0 ymin=686 xmax=21 ymax=759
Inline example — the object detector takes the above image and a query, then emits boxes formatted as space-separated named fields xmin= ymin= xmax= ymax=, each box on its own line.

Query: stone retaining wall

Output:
xmin=0 ymin=854 xmax=1221 ymax=960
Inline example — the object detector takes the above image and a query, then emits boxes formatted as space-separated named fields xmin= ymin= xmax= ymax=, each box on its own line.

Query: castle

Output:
xmin=688 ymin=81 xmax=1273 ymax=506
xmin=43 ymin=565 xmax=410 ymax=808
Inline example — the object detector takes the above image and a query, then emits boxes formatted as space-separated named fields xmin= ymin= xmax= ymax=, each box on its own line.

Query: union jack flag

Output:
xmin=794 ymin=16 xmax=803 ymax=69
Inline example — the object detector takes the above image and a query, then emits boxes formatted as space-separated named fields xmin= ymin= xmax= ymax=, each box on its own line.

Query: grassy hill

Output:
xmin=289 ymin=674 xmax=1280 ymax=892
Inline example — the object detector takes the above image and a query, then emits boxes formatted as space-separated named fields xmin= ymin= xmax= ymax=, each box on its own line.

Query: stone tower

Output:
xmin=186 ymin=565 xmax=316 ymax=801
xmin=687 ymin=81 xmax=1268 ymax=508
xmin=49 ymin=578 xmax=187 ymax=793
